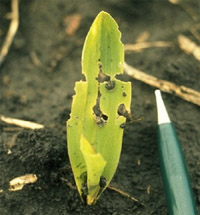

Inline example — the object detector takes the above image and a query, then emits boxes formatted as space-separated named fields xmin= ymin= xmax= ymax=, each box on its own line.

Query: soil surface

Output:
xmin=1 ymin=0 xmax=200 ymax=214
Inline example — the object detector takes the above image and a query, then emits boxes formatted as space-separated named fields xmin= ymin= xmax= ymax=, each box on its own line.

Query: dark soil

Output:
xmin=1 ymin=0 xmax=200 ymax=214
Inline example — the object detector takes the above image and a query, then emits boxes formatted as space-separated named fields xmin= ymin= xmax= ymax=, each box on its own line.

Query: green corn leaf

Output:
xmin=67 ymin=11 xmax=132 ymax=205
xmin=80 ymin=135 xmax=106 ymax=205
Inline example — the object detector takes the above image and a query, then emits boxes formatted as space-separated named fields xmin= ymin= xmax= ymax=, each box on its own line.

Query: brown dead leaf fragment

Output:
xmin=169 ymin=0 xmax=179 ymax=4
xmin=178 ymin=35 xmax=200 ymax=61
xmin=147 ymin=185 xmax=151 ymax=195
xmin=0 ymin=0 xmax=19 ymax=67
xmin=124 ymin=62 xmax=200 ymax=107
xmin=2 ymin=75 xmax=10 ymax=86
xmin=125 ymin=41 xmax=172 ymax=52
xmin=190 ymin=23 xmax=200 ymax=41
xmin=64 ymin=14 xmax=81 ymax=36
xmin=0 ymin=115 xmax=44 ymax=129
xmin=9 ymin=174 xmax=37 ymax=191
xmin=136 ymin=31 xmax=150 ymax=43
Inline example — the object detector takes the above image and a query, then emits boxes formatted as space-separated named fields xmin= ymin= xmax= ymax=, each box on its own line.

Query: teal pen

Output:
xmin=155 ymin=90 xmax=198 ymax=215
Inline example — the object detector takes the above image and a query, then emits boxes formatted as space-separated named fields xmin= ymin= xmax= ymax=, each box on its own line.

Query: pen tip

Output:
xmin=155 ymin=90 xmax=171 ymax=125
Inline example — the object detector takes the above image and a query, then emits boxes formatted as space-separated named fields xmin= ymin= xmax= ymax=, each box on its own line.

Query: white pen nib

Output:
xmin=155 ymin=90 xmax=171 ymax=125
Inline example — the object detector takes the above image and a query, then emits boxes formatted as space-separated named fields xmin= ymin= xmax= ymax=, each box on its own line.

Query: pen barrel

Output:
xmin=158 ymin=123 xmax=198 ymax=215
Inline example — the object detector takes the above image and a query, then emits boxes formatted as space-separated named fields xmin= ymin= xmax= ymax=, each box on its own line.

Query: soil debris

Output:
xmin=9 ymin=174 xmax=38 ymax=191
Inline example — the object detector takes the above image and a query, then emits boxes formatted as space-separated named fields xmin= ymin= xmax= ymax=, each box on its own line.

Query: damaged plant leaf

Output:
xmin=67 ymin=11 xmax=131 ymax=205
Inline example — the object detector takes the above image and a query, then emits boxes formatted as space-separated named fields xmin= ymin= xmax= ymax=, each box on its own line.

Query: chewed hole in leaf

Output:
xmin=93 ymin=87 xmax=102 ymax=116
xmin=80 ymin=73 xmax=86 ymax=81
xmin=105 ymin=80 xmax=115 ymax=90
xmin=95 ymin=112 xmax=109 ymax=128
xmin=101 ymin=114 xmax=108 ymax=121
xmin=93 ymin=81 xmax=109 ymax=127
xmin=93 ymin=100 xmax=102 ymax=117
xmin=122 ymin=92 xmax=127 ymax=97
xmin=93 ymin=94 xmax=108 ymax=127
xmin=96 ymin=70 xmax=110 ymax=83
xmin=118 ymin=103 xmax=131 ymax=121
xmin=95 ymin=115 xmax=108 ymax=127
xmin=96 ymin=58 xmax=110 ymax=83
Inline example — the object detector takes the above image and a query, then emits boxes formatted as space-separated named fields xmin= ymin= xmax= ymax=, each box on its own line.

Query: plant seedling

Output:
xmin=67 ymin=11 xmax=132 ymax=205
